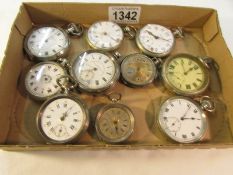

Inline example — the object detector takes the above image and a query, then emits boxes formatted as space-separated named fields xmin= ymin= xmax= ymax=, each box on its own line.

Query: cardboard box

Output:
xmin=0 ymin=2 xmax=232 ymax=151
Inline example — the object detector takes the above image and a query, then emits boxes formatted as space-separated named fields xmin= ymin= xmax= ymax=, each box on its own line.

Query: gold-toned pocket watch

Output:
xmin=120 ymin=53 xmax=161 ymax=87
xmin=86 ymin=21 xmax=135 ymax=51
xmin=161 ymin=53 xmax=219 ymax=96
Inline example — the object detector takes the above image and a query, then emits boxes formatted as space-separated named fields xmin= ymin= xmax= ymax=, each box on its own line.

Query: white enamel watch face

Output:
xmin=87 ymin=21 xmax=124 ymax=51
xmin=158 ymin=97 xmax=207 ymax=143
xmin=121 ymin=53 xmax=157 ymax=87
xmin=25 ymin=62 xmax=66 ymax=100
xmin=37 ymin=96 xmax=88 ymax=143
xmin=24 ymin=26 xmax=69 ymax=60
xmin=70 ymin=51 xmax=120 ymax=92
xmin=136 ymin=24 xmax=175 ymax=57
xmin=95 ymin=103 xmax=134 ymax=143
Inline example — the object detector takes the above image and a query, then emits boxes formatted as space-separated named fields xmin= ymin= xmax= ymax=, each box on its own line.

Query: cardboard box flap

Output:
xmin=14 ymin=4 xmax=33 ymax=36
xmin=203 ymin=11 xmax=219 ymax=42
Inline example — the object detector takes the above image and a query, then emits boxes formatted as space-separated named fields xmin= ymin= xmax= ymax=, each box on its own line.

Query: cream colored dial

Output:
xmin=163 ymin=54 xmax=209 ymax=95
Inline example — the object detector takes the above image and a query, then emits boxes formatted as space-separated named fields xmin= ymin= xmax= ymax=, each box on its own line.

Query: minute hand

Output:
xmin=146 ymin=30 xmax=170 ymax=42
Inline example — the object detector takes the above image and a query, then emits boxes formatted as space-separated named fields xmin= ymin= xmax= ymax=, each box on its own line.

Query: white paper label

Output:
xmin=108 ymin=6 xmax=141 ymax=24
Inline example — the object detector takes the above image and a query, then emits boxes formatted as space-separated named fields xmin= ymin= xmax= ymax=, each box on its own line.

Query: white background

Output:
xmin=0 ymin=0 xmax=233 ymax=175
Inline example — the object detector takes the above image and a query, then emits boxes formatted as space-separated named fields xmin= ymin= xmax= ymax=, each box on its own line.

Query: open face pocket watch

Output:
xmin=136 ymin=24 xmax=183 ymax=57
xmin=161 ymin=53 xmax=219 ymax=96
xmin=24 ymin=59 xmax=73 ymax=101
xmin=120 ymin=53 xmax=162 ymax=87
xmin=157 ymin=96 xmax=215 ymax=143
xmin=37 ymin=75 xmax=89 ymax=144
xmin=69 ymin=50 xmax=120 ymax=93
xmin=86 ymin=21 xmax=135 ymax=51
xmin=95 ymin=93 xmax=135 ymax=143
xmin=24 ymin=23 xmax=84 ymax=61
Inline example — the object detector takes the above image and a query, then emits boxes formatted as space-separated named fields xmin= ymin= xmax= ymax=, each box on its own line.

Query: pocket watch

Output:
xmin=120 ymin=53 xmax=161 ymax=87
xmin=25 ymin=61 xmax=67 ymax=101
xmin=69 ymin=50 xmax=120 ymax=93
xmin=157 ymin=96 xmax=215 ymax=143
xmin=95 ymin=93 xmax=135 ymax=143
xmin=24 ymin=23 xmax=84 ymax=61
xmin=37 ymin=75 xmax=89 ymax=144
xmin=161 ymin=53 xmax=212 ymax=96
xmin=86 ymin=21 xmax=135 ymax=51
xmin=136 ymin=24 xmax=183 ymax=57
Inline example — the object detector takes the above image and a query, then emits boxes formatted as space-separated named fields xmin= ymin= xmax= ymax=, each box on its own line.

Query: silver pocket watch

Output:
xmin=120 ymin=53 xmax=162 ymax=87
xmin=136 ymin=24 xmax=184 ymax=57
xmin=69 ymin=50 xmax=120 ymax=93
xmin=95 ymin=93 xmax=135 ymax=143
xmin=24 ymin=23 xmax=84 ymax=61
xmin=37 ymin=75 xmax=89 ymax=144
xmin=24 ymin=59 xmax=72 ymax=101
xmin=157 ymin=96 xmax=215 ymax=143
xmin=86 ymin=21 xmax=135 ymax=51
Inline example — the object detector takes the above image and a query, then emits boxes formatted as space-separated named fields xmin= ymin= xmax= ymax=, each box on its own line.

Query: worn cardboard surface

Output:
xmin=0 ymin=2 xmax=233 ymax=150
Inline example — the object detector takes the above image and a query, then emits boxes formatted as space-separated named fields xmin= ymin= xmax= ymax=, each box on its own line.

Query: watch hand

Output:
xmin=180 ymin=106 xmax=191 ymax=119
xmin=146 ymin=30 xmax=170 ymax=42
xmin=65 ymin=106 xmax=73 ymax=115
xmin=109 ymin=36 xmax=118 ymax=42
xmin=181 ymin=60 xmax=186 ymax=73
xmin=184 ymin=67 xmax=194 ymax=75
xmin=60 ymin=106 xmax=73 ymax=121
xmin=181 ymin=117 xmax=201 ymax=120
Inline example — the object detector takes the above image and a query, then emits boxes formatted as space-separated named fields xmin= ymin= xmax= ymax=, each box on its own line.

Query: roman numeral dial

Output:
xmin=25 ymin=26 xmax=69 ymax=59
xmin=38 ymin=97 xmax=87 ymax=143
xmin=137 ymin=24 xmax=175 ymax=57
xmin=163 ymin=54 xmax=209 ymax=95
xmin=87 ymin=21 xmax=124 ymax=51
xmin=25 ymin=62 xmax=66 ymax=100
xmin=71 ymin=51 xmax=119 ymax=92
xmin=158 ymin=97 xmax=207 ymax=143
